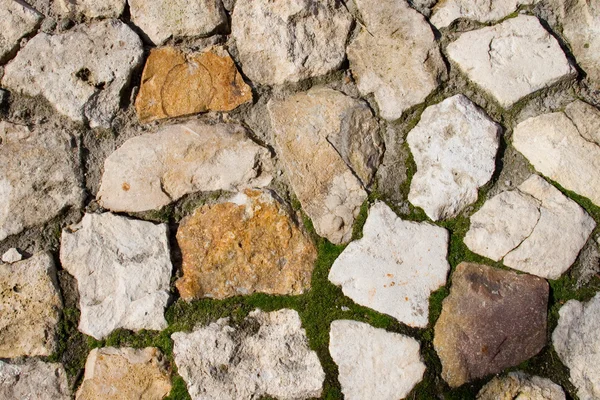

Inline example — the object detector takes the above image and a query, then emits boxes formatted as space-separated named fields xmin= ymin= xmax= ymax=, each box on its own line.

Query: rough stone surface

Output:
xmin=97 ymin=121 xmax=272 ymax=213
xmin=135 ymin=46 xmax=252 ymax=123
xmin=477 ymin=371 xmax=566 ymax=400
xmin=434 ymin=262 xmax=548 ymax=387
xmin=0 ymin=360 xmax=70 ymax=400
xmin=431 ymin=0 xmax=539 ymax=28
xmin=231 ymin=0 xmax=352 ymax=85
xmin=172 ymin=309 xmax=325 ymax=400
xmin=407 ymin=95 xmax=501 ymax=221
xmin=176 ymin=189 xmax=317 ymax=300
xmin=56 ymin=0 xmax=126 ymax=19
xmin=513 ymin=100 xmax=600 ymax=207
xmin=1 ymin=19 xmax=144 ymax=128
xmin=446 ymin=15 xmax=574 ymax=108
xmin=329 ymin=320 xmax=426 ymax=400
xmin=348 ymin=0 xmax=447 ymax=120
xmin=77 ymin=347 xmax=172 ymax=400
xmin=60 ymin=213 xmax=172 ymax=340
xmin=0 ymin=252 xmax=62 ymax=358
xmin=0 ymin=0 xmax=42 ymax=63
xmin=1 ymin=248 xmax=22 ymax=263
xmin=329 ymin=202 xmax=450 ymax=327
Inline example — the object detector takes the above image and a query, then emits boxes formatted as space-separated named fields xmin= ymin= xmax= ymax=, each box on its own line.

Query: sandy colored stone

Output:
xmin=56 ymin=0 xmax=126 ymax=19
xmin=1 ymin=248 xmax=22 ymax=263
xmin=176 ymin=190 xmax=316 ymax=300
xmin=0 ymin=0 xmax=42 ymax=63
xmin=477 ymin=372 xmax=565 ymax=400
xmin=136 ymin=46 xmax=252 ymax=123
xmin=0 ymin=360 xmax=70 ymax=400
xmin=431 ymin=0 xmax=539 ymax=28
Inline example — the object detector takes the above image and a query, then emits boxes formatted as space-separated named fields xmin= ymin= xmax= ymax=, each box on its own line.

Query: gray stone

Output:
xmin=0 ymin=360 xmax=70 ymax=400
xmin=1 ymin=248 xmax=22 ymax=263
xmin=56 ymin=0 xmax=126 ymax=19
xmin=477 ymin=372 xmax=565 ymax=400
xmin=0 ymin=0 xmax=42 ymax=63
xmin=431 ymin=0 xmax=540 ymax=28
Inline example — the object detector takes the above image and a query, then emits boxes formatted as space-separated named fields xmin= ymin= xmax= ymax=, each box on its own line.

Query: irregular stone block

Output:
xmin=431 ymin=0 xmax=539 ymax=28
xmin=1 ymin=248 xmax=22 ymax=263
xmin=56 ymin=0 xmax=126 ymax=19
xmin=0 ymin=0 xmax=42 ymax=63
xmin=0 ymin=360 xmax=70 ymax=400
xmin=477 ymin=371 xmax=565 ymax=400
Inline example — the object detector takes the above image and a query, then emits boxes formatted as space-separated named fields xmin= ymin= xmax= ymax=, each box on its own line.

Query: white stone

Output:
xmin=1 ymin=248 xmax=22 ymax=263
xmin=329 ymin=320 xmax=426 ymax=400
xmin=60 ymin=213 xmax=172 ymax=340
xmin=231 ymin=0 xmax=352 ymax=85
xmin=407 ymin=95 xmax=500 ymax=221
xmin=553 ymin=292 xmax=600 ymax=400
xmin=328 ymin=202 xmax=450 ymax=327
xmin=0 ymin=0 xmax=42 ymax=63
xmin=56 ymin=0 xmax=126 ymax=19
xmin=1 ymin=19 xmax=144 ymax=128
xmin=446 ymin=15 xmax=574 ymax=108
xmin=97 ymin=121 xmax=272 ymax=213
xmin=431 ymin=0 xmax=539 ymax=28
xmin=172 ymin=309 xmax=325 ymax=400
xmin=0 ymin=360 xmax=70 ymax=400
xmin=513 ymin=100 xmax=600 ymax=206
xmin=347 ymin=0 xmax=446 ymax=120
xmin=477 ymin=371 xmax=565 ymax=400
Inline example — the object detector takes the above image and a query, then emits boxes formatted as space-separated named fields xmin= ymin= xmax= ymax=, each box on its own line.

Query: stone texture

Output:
xmin=0 ymin=0 xmax=42 ymax=63
xmin=56 ymin=0 xmax=126 ymax=19
xmin=172 ymin=309 xmax=325 ymax=400
xmin=77 ymin=347 xmax=172 ymax=400
xmin=0 ymin=360 xmax=70 ymax=400
xmin=1 ymin=248 xmax=22 ymax=263
xmin=1 ymin=19 xmax=144 ymax=128
xmin=348 ymin=0 xmax=447 ymax=120
xmin=135 ymin=46 xmax=252 ymax=123
xmin=446 ymin=15 xmax=574 ymax=108
xmin=60 ymin=213 xmax=172 ymax=340
xmin=176 ymin=189 xmax=317 ymax=300
xmin=329 ymin=202 xmax=450 ymax=327
xmin=329 ymin=320 xmax=426 ymax=400
xmin=97 ymin=121 xmax=272 ymax=213
xmin=0 ymin=121 xmax=84 ymax=242
xmin=231 ymin=0 xmax=352 ymax=85
xmin=407 ymin=95 xmax=501 ymax=221
xmin=477 ymin=372 xmax=565 ymax=400
xmin=0 ymin=252 xmax=62 ymax=358
xmin=431 ymin=0 xmax=539 ymax=28
xmin=553 ymin=292 xmax=600 ymax=400
xmin=513 ymin=100 xmax=600 ymax=207
xmin=434 ymin=262 xmax=548 ymax=387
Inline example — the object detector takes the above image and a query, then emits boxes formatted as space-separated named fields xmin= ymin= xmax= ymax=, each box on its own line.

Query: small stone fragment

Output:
xmin=176 ymin=190 xmax=317 ymax=300
xmin=172 ymin=309 xmax=325 ymax=400
xmin=56 ymin=0 xmax=126 ymax=19
xmin=431 ymin=0 xmax=539 ymax=28
xmin=0 ymin=0 xmax=42 ymax=63
xmin=434 ymin=262 xmax=548 ymax=387
xmin=329 ymin=202 xmax=450 ymax=327
xmin=135 ymin=46 xmax=252 ymax=123
xmin=0 ymin=360 xmax=70 ymax=400
xmin=60 ymin=213 xmax=172 ymax=340
xmin=77 ymin=347 xmax=172 ymax=400
xmin=477 ymin=371 xmax=565 ymax=400
xmin=1 ymin=248 xmax=22 ymax=263
xmin=446 ymin=15 xmax=574 ymax=108
xmin=329 ymin=320 xmax=426 ymax=400
xmin=407 ymin=95 xmax=501 ymax=221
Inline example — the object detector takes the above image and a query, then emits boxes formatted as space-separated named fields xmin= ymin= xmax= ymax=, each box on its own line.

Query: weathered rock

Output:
xmin=1 ymin=19 xmax=144 ymax=128
xmin=434 ymin=262 xmax=548 ymax=387
xmin=231 ymin=0 xmax=352 ymax=85
xmin=407 ymin=95 xmax=501 ymax=221
xmin=135 ymin=46 xmax=252 ymax=123
xmin=348 ymin=0 xmax=447 ymax=120
xmin=477 ymin=371 xmax=565 ymax=400
xmin=56 ymin=0 xmax=126 ymax=19
xmin=329 ymin=202 xmax=450 ymax=327
xmin=446 ymin=15 xmax=574 ymax=108
xmin=329 ymin=320 xmax=426 ymax=400
xmin=0 ymin=0 xmax=42 ymax=63
xmin=0 ymin=360 xmax=70 ymax=400
xmin=97 ymin=121 xmax=272 ymax=213
xmin=553 ymin=292 xmax=600 ymax=400
xmin=60 ymin=213 xmax=172 ymax=340
xmin=0 ymin=252 xmax=62 ymax=358
xmin=172 ymin=309 xmax=325 ymax=400
xmin=0 ymin=121 xmax=84 ymax=242
xmin=1 ymin=248 xmax=22 ymax=263
xmin=431 ymin=0 xmax=539 ymax=28
xmin=513 ymin=100 xmax=600 ymax=206
xmin=176 ymin=190 xmax=317 ymax=300
xmin=77 ymin=347 xmax=172 ymax=400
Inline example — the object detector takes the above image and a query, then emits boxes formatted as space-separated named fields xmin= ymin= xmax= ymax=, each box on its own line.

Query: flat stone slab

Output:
xmin=0 ymin=0 xmax=42 ymax=63
xmin=431 ymin=0 xmax=539 ymax=28
xmin=60 ymin=213 xmax=172 ymax=340
xmin=329 ymin=202 xmax=450 ymax=328
xmin=446 ymin=15 xmax=574 ymax=108
xmin=0 ymin=360 xmax=70 ymax=400
xmin=329 ymin=320 xmax=426 ymax=400
xmin=56 ymin=0 xmax=126 ymax=19
xmin=477 ymin=371 xmax=565 ymax=400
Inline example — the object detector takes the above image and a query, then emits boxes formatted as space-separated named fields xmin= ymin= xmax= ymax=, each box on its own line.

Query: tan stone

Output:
xmin=176 ymin=190 xmax=317 ymax=300
xmin=136 ymin=46 xmax=252 ymax=123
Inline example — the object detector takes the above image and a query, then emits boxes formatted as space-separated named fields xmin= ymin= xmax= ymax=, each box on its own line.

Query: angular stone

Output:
xmin=56 ymin=0 xmax=126 ymax=19
xmin=477 ymin=372 xmax=565 ymax=400
xmin=60 ymin=213 xmax=172 ymax=340
xmin=0 ymin=0 xmax=42 ymax=63
xmin=407 ymin=95 xmax=501 ymax=221
xmin=77 ymin=347 xmax=172 ymax=400
xmin=1 ymin=248 xmax=22 ymax=263
xmin=513 ymin=100 xmax=600 ymax=206
xmin=231 ymin=0 xmax=352 ymax=85
xmin=329 ymin=320 xmax=426 ymax=400
xmin=135 ymin=46 xmax=252 ymax=123
xmin=172 ymin=309 xmax=325 ymax=400
xmin=0 ymin=122 xmax=84 ymax=242
xmin=431 ymin=0 xmax=539 ymax=28
xmin=446 ymin=15 xmax=574 ymax=108
xmin=329 ymin=202 xmax=450 ymax=327
xmin=0 ymin=360 xmax=70 ymax=400
xmin=1 ymin=20 xmax=144 ymax=128
xmin=176 ymin=189 xmax=317 ymax=300
xmin=434 ymin=262 xmax=548 ymax=387
xmin=97 ymin=121 xmax=272 ymax=213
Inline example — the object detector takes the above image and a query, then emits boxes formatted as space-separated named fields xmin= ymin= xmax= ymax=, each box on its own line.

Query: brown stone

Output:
xmin=135 ymin=46 xmax=252 ymax=123
xmin=175 ymin=189 xmax=317 ymax=300
xmin=433 ymin=262 xmax=548 ymax=387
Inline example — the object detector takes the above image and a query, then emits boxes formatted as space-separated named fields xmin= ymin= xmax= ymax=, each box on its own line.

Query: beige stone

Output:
xmin=0 ymin=0 xmax=42 ymax=63
xmin=477 ymin=372 xmax=565 ymax=400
